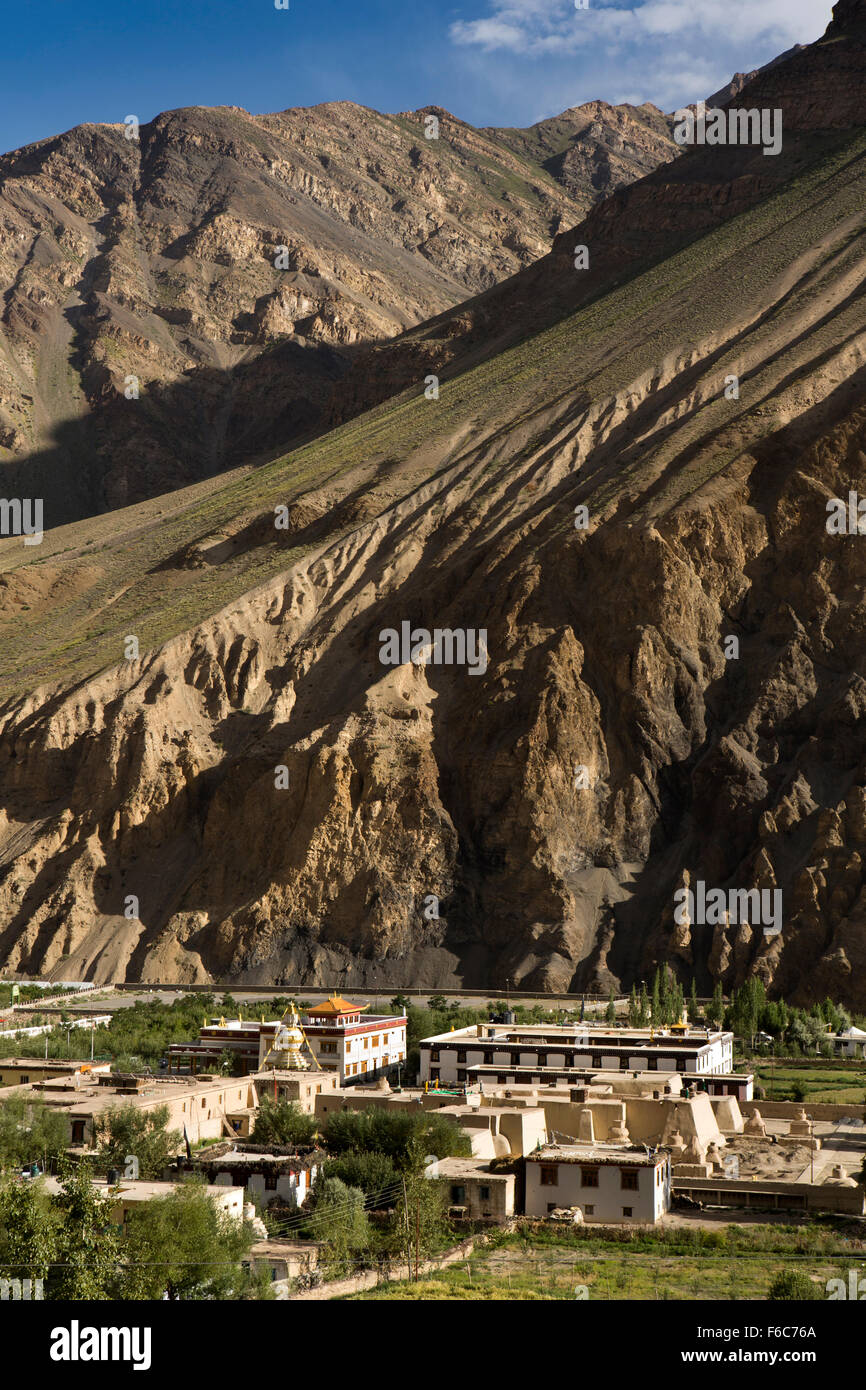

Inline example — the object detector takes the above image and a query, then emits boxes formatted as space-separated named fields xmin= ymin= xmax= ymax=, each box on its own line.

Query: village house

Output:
xmin=179 ymin=1141 xmax=323 ymax=1209
xmin=525 ymin=1143 xmax=671 ymax=1224
xmin=0 ymin=1058 xmax=112 ymax=1089
xmin=431 ymin=1157 xmax=517 ymax=1222
xmin=251 ymin=1069 xmax=341 ymax=1113
xmin=40 ymin=1174 xmax=246 ymax=1233
xmin=22 ymin=1070 xmax=260 ymax=1149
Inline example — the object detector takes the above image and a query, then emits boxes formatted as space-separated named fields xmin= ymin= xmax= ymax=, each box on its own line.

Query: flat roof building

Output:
xmin=432 ymin=1157 xmax=517 ymax=1223
xmin=420 ymin=1021 xmax=734 ymax=1089
xmin=40 ymin=1175 xmax=245 ymax=1233
xmin=167 ymin=1018 xmax=281 ymax=1075
xmin=251 ymin=1069 xmax=341 ymax=1113
xmin=182 ymin=1143 xmax=324 ymax=1210
xmin=525 ymin=1142 xmax=671 ymax=1224
xmin=0 ymin=1059 xmax=112 ymax=1089
xmin=25 ymin=1071 xmax=260 ymax=1149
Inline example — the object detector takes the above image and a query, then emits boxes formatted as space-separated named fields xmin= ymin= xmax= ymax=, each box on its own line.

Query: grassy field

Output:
xmin=346 ymin=1223 xmax=866 ymax=1301
xmin=749 ymin=1063 xmax=866 ymax=1105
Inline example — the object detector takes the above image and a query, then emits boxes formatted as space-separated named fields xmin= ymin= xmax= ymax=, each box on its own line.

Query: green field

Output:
xmin=346 ymin=1223 xmax=866 ymax=1301
xmin=749 ymin=1064 xmax=866 ymax=1106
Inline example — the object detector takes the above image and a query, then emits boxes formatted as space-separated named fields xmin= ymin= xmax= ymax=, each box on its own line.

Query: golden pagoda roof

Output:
xmin=305 ymin=994 xmax=368 ymax=1016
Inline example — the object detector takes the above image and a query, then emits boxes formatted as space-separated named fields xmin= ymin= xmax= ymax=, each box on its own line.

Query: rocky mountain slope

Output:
xmin=0 ymin=99 xmax=676 ymax=524
xmin=0 ymin=0 xmax=865 ymax=1004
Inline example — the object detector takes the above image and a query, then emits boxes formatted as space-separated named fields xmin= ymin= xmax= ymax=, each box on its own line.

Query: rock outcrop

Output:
xmin=0 ymin=1 xmax=865 ymax=1001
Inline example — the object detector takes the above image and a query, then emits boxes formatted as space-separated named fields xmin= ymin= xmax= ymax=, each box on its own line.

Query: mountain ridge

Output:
xmin=0 ymin=1 xmax=865 ymax=1002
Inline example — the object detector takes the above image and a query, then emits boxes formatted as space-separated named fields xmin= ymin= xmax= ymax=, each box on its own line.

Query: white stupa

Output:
xmin=270 ymin=1005 xmax=310 ymax=1071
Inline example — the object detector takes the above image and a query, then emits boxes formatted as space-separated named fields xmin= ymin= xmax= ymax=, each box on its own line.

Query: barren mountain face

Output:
xmin=0 ymin=99 xmax=675 ymax=525
xmin=0 ymin=0 xmax=865 ymax=1004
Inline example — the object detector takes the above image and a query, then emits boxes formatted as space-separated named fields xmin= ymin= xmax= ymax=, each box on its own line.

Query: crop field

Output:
xmin=749 ymin=1063 xmax=866 ymax=1105
xmin=346 ymin=1222 xmax=866 ymax=1301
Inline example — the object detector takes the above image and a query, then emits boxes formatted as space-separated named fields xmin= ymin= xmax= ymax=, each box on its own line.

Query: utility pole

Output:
xmin=402 ymin=1177 xmax=412 ymax=1280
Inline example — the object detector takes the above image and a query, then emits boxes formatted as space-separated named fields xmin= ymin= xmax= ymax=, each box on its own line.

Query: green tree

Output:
xmin=0 ymin=1095 xmax=69 ymax=1175
xmin=689 ymin=978 xmax=699 ymax=1022
xmin=93 ymin=1103 xmax=181 ymax=1180
xmin=671 ymin=978 xmax=684 ymax=1025
xmin=628 ymin=986 xmax=640 ymax=1028
xmin=707 ymin=981 xmax=724 ymax=1028
xmin=51 ymin=1163 xmax=122 ymax=1300
xmin=304 ymin=1176 xmax=370 ymax=1271
xmin=323 ymin=1151 xmax=399 ymax=1200
xmin=119 ymin=1181 xmax=264 ymax=1301
xmin=217 ymin=1048 xmax=245 ymax=1077
xmin=606 ymin=988 xmax=617 ymax=1026
xmin=251 ymin=1097 xmax=317 ymax=1148
xmin=322 ymin=1108 xmax=470 ymax=1167
xmin=0 ymin=1177 xmax=61 ymax=1288
xmin=651 ymin=969 xmax=661 ymax=1025
xmin=393 ymin=1160 xmax=451 ymax=1278
xmin=638 ymin=983 xmax=650 ymax=1027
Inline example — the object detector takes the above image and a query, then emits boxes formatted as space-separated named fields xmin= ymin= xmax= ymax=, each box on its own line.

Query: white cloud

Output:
xmin=450 ymin=0 xmax=831 ymax=56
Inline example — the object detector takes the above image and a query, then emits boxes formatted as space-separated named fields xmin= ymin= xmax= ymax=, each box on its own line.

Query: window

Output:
xmin=265 ymin=1174 xmax=278 ymax=1191
xmin=583 ymin=1205 xmax=594 ymax=1216
xmin=621 ymin=1170 xmax=639 ymax=1191
xmin=479 ymin=1186 xmax=490 ymax=1201
xmin=201 ymin=1098 xmax=206 ymax=1108
xmin=320 ymin=1042 xmax=337 ymax=1054
xmin=547 ymin=1202 xmax=557 ymax=1213
xmin=361 ymin=1061 xmax=367 ymax=1074
xmin=581 ymin=1167 xmax=599 ymax=1188
xmin=431 ymin=1049 xmax=440 ymax=1062
xmin=372 ymin=1036 xmax=380 ymax=1047
xmin=450 ymin=1185 xmax=466 ymax=1205
xmin=457 ymin=1069 xmax=467 ymax=1082
xmin=457 ymin=1050 xmax=466 ymax=1064
xmin=540 ymin=1165 xmax=558 ymax=1187
xmin=71 ymin=1120 xmax=86 ymax=1143
xmin=622 ymin=1207 xmax=633 ymax=1217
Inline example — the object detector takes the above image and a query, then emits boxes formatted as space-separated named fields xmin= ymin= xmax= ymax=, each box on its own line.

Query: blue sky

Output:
xmin=2 ymin=0 xmax=833 ymax=155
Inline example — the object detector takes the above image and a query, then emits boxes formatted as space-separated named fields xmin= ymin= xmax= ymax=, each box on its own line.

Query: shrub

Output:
xmin=767 ymin=1269 xmax=821 ymax=1301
